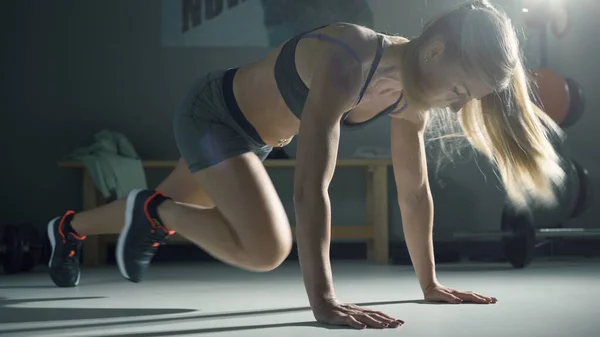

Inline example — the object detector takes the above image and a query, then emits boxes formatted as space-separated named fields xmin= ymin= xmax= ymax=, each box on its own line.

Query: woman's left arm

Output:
xmin=390 ymin=111 xmax=497 ymax=304
xmin=389 ymin=111 xmax=438 ymax=292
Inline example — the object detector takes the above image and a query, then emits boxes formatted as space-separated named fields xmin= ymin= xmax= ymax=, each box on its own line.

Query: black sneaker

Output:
xmin=116 ymin=189 xmax=175 ymax=283
xmin=47 ymin=210 xmax=86 ymax=287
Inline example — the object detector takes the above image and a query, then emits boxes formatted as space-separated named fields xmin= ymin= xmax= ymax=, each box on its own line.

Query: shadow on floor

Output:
xmin=434 ymin=265 xmax=516 ymax=272
xmin=0 ymin=285 xmax=58 ymax=289
xmin=0 ymin=276 xmax=124 ymax=289
xmin=0 ymin=299 xmax=422 ymax=334
xmin=95 ymin=321 xmax=349 ymax=336
xmin=0 ymin=296 xmax=196 ymax=325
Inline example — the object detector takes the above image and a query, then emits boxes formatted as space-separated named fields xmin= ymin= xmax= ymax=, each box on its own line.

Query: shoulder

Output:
xmin=390 ymin=106 xmax=430 ymax=133
xmin=304 ymin=24 xmax=381 ymax=106
xmin=319 ymin=22 xmax=377 ymax=44
xmin=388 ymin=35 xmax=410 ymax=44
xmin=312 ymin=23 xmax=381 ymax=69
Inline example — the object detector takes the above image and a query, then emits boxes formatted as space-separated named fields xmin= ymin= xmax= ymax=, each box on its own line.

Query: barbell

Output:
xmin=0 ymin=223 xmax=45 ymax=274
xmin=444 ymin=155 xmax=594 ymax=269
xmin=452 ymin=228 xmax=600 ymax=240
xmin=451 ymin=224 xmax=600 ymax=269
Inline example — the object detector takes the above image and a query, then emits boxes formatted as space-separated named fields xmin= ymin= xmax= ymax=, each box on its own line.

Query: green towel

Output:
xmin=65 ymin=130 xmax=147 ymax=201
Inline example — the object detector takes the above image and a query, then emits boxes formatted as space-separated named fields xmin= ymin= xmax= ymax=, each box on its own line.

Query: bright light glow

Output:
xmin=522 ymin=8 xmax=529 ymax=12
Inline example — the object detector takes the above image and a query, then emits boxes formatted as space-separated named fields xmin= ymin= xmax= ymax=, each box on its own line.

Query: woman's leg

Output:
xmin=76 ymin=155 xmax=292 ymax=271
xmin=48 ymin=158 xmax=215 ymax=287
xmin=49 ymin=154 xmax=291 ymax=286
xmin=155 ymin=152 xmax=293 ymax=271
xmin=69 ymin=157 xmax=216 ymax=236
xmin=115 ymin=152 xmax=292 ymax=282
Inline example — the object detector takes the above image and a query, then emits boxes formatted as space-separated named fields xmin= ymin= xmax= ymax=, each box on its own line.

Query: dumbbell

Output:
xmin=0 ymin=223 xmax=44 ymax=274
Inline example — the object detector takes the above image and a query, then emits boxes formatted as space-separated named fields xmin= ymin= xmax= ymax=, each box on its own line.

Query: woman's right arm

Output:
xmin=293 ymin=32 xmax=363 ymax=308
xmin=293 ymin=26 xmax=401 ymax=329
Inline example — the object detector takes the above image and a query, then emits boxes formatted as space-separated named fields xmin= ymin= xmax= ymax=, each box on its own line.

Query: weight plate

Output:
xmin=2 ymin=225 xmax=24 ymax=274
xmin=562 ymin=77 xmax=586 ymax=128
xmin=19 ymin=223 xmax=42 ymax=272
xmin=501 ymin=209 xmax=536 ymax=269
xmin=570 ymin=159 xmax=593 ymax=219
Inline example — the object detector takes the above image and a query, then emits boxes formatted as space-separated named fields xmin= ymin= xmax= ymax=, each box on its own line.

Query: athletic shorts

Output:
xmin=173 ymin=68 xmax=273 ymax=173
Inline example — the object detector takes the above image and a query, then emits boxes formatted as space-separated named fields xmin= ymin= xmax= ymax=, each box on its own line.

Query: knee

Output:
xmin=242 ymin=224 xmax=293 ymax=272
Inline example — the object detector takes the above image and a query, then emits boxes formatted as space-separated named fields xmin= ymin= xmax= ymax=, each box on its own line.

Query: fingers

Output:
xmin=436 ymin=289 xmax=463 ymax=304
xmin=426 ymin=286 xmax=499 ymax=305
xmin=322 ymin=311 xmax=366 ymax=330
xmin=365 ymin=309 xmax=401 ymax=322
xmin=383 ymin=318 xmax=404 ymax=328
xmin=343 ymin=314 xmax=368 ymax=329
xmin=338 ymin=308 xmax=388 ymax=329
xmin=368 ymin=312 xmax=404 ymax=327
xmin=455 ymin=291 xmax=487 ymax=304
xmin=354 ymin=312 xmax=392 ymax=329
xmin=342 ymin=304 xmax=404 ymax=328
xmin=471 ymin=294 xmax=494 ymax=304
xmin=453 ymin=291 xmax=498 ymax=304
xmin=344 ymin=304 xmax=397 ymax=321
xmin=316 ymin=304 xmax=405 ymax=330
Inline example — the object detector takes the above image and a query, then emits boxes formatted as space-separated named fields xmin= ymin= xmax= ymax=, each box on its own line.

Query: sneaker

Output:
xmin=116 ymin=189 xmax=175 ymax=283
xmin=47 ymin=210 xmax=86 ymax=287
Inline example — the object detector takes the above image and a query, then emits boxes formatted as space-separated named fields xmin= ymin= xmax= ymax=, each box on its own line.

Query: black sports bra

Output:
xmin=273 ymin=25 xmax=408 ymax=129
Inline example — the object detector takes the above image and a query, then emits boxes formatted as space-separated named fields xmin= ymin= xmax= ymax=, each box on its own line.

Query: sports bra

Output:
xmin=273 ymin=24 xmax=409 ymax=129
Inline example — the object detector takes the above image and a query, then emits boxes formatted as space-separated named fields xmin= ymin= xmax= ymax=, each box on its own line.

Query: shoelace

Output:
xmin=140 ymin=228 xmax=174 ymax=259
xmin=62 ymin=237 xmax=83 ymax=266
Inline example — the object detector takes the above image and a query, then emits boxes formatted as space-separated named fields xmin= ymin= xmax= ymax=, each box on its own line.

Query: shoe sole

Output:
xmin=117 ymin=188 xmax=144 ymax=281
xmin=47 ymin=217 xmax=59 ymax=269
xmin=47 ymin=216 xmax=80 ymax=286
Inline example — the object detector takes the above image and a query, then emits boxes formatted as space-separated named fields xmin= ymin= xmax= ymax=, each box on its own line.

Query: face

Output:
xmin=418 ymin=40 xmax=496 ymax=112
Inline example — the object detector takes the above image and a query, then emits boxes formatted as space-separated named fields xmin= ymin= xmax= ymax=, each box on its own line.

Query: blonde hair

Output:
xmin=400 ymin=0 xmax=566 ymax=210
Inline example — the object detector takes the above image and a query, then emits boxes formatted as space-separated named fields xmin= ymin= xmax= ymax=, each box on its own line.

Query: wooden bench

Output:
xmin=58 ymin=159 xmax=392 ymax=266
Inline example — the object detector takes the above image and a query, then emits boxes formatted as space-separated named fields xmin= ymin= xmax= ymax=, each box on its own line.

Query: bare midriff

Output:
xmin=232 ymin=44 xmax=301 ymax=148
xmin=231 ymin=26 xmax=406 ymax=148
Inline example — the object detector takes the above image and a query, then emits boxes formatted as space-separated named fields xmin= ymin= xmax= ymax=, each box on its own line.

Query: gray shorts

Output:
xmin=173 ymin=68 xmax=273 ymax=173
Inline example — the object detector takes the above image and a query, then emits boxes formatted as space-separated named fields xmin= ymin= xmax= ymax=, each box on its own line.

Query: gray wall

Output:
xmin=2 ymin=0 xmax=598 ymax=243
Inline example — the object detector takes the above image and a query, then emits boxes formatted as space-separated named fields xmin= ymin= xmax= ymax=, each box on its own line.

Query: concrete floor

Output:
xmin=1 ymin=258 xmax=599 ymax=337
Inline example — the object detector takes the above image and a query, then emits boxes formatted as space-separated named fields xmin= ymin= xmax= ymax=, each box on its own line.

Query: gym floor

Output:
xmin=1 ymin=258 xmax=598 ymax=337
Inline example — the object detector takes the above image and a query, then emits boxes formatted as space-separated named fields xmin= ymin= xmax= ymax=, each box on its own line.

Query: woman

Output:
xmin=47 ymin=0 xmax=565 ymax=330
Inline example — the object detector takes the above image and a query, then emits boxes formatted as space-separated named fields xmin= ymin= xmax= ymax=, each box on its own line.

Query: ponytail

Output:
xmin=459 ymin=60 xmax=566 ymax=209
xmin=400 ymin=0 xmax=567 ymax=209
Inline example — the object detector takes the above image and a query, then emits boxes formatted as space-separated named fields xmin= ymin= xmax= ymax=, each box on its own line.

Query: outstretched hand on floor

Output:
xmin=423 ymin=283 xmax=498 ymax=304
xmin=312 ymin=298 xmax=404 ymax=329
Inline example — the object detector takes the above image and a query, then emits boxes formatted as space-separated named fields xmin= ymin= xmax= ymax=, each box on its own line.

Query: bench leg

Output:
xmin=366 ymin=169 xmax=374 ymax=260
xmin=82 ymin=169 xmax=101 ymax=267
xmin=367 ymin=165 xmax=389 ymax=264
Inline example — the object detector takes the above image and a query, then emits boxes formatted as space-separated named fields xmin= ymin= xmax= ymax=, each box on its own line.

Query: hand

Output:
xmin=423 ymin=283 xmax=498 ymax=304
xmin=311 ymin=298 xmax=404 ymax=329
